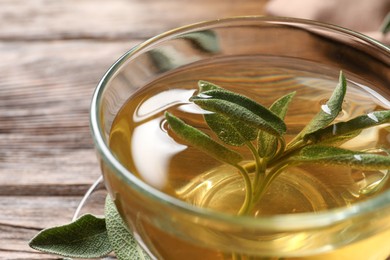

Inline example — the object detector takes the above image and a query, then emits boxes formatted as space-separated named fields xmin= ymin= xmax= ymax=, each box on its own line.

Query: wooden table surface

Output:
xmin=0 ymin=1 xmax=268 ymax=259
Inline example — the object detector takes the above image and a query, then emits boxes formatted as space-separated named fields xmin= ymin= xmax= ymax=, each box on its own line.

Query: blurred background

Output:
xmin=0 ymin=0 xmax=388 ymax=258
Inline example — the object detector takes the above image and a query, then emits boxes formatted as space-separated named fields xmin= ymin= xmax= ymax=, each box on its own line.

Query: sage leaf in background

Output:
xmin=182 ymin=30 xmax=220 ymax=53
xmin=191 ymin=89 xmax=286 ymax=136
xmin=305 ymin=110 xmax=390 ymax=144
xmin=381 ymin=12 xmax=390 ymax=34
xmin=290 ymin=71 xmax=347 ymax=146
xmin=258 ymin=92 xmax=295 ymax=157
xmin=105 ymin=196 xmax=150 ymax=260
xmin=28 ymin=214 xmax=111 ymax=258
xmin=291 ymin=145 xmax=390 ymax=170
xmin=165 ymin=112 xmax=243 ymax=165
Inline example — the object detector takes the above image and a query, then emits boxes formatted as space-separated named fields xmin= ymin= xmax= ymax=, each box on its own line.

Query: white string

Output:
xmin=72 ymin=175 xmax=104 ymax=221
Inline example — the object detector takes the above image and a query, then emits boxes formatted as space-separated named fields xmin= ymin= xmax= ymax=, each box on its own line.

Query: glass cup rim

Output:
xmin=90 ymin=16 xmax=390 ymax=231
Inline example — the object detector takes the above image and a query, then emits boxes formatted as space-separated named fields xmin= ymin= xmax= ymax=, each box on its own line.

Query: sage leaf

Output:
xmin=28 ymin=214 xmax=111 ymax=258
xmin=204 ymin=113 xmax=258 ymax=146
xmin=183 ymin=30 xmax=220 ymax=53
xmin=381 ymin=12 xmax=390 ymax=34
xmin=258 ymin=92 xmax=295 ymax=157
xmin=269 ymin=91 xmax=296 ymax=120
xmin=308 ymin=130 xmax=361 ymax=146
xmin=105 ymin=196 xmax=150 ymax=260
xmin=305 ymin=110 xmax=390 ymax=144
xmin=291 ymin=145 xmax=390 ymax=170
xmin=198 ymin=81 xmax=258 ymax=146
xmin=198 ymin=80 xmax=222 ymax=92
xmin=165 ymin=112 xmax=243 ymax=165
xmin=296 ymin=71 xmax=347 ymax=138
xmin=190 ymin=89 xmax=286 ymax=136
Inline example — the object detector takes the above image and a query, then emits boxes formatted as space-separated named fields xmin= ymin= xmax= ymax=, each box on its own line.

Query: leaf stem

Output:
xmin=269 ymin=139 xmax=306 ymax=167
xmin=234 ymin=164 xmax=253 ymax=215
xmin=253 ymin=162 xmax=291 ymax=203
xmin=245 ymin=141 xmax=265 ymax=192
xmin=271 ymin=136 xmax=286 ymax=162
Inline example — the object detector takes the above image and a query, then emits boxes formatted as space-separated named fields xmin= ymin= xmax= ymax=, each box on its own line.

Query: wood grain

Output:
xmin=0 ymin=196 xmax=80 ymax=259
xmin=0 ymin=0 xmax=266 ymax=41
xmin=0 ymin=0 xmax=268 ymax=258
xmin=0 ymin=41 xmax=137 ymax=198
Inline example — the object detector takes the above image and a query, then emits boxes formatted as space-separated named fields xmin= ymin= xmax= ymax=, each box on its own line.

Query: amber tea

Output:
xmin=108 ymin=56 xmax=390 ymax=259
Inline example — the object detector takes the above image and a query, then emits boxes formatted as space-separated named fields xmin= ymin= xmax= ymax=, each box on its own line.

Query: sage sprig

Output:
xmin=165 ymin=71 xmax=390 ymax=214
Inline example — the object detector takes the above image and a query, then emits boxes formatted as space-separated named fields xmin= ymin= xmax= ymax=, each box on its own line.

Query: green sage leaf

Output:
xmin=269 ymin=91 xmax=297 ymax=120
xmin=165 ymin=112 xmax=243 ymax=165
xmin=182 ymin=30 xmax=220 ymax=53
xmin=296 ymin=71 xmax=347 ymax=137
xmin=105 ymin=196 xmax=150 ymax=260
xmin=258 ymin=92 xmax=296 ymax=157
xmin=28 ymin=214 xmax=111 ymax=258
xmin=291 ymin=145 xmax=390 ymax=170
xmin=309 ymin=130 xmax=362 ymax=146
xmin=190 ymin=89 xmax=286 ymax=136
xmin=204 ymin=113 xmax=258 ymax=146
xmin=198 ymin=81 xmax=258 ymax=146
xmin=305 ymin=110 xmax=390 ymax=144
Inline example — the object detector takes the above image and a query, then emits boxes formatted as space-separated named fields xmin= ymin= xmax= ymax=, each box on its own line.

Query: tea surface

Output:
xmin=110 ymin=56 xmax=390 ymax=215
xmin=109 ymin=56 xmax=390 ymax=259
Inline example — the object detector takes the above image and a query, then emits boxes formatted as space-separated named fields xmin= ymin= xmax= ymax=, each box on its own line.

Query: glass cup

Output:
xmin=90 ymin=17 xmax=390 ymax=259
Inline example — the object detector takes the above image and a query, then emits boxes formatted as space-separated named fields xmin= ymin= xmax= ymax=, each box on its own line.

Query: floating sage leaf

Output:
xmin=198 ymin=80 xmax=258 ymax=146
xmin=305 ymin=110 xmax=390 ymax=144
xmin=269 ymin=91 xmax=296 ymax=120
xmin=28 ymin=214 xmax=111 ymax=258
xmin=294 ymin=71 xmax=347 ymax=141
xmin=165 ymin=112 xmax=243 ymax=165
xmin=105 ymin=196 xmax=150 ymax=260
xmin=198 ymin=81 xmax=258 ymax=145
xmin=309 ymin=130 xmax=362 ymax=146
xmin=291 ymin=145 xmax=390 ymax=170
xmin=204 ymin=113 xmax=258 ymax=146
xmin=191 ymin=89 xmax=286 ymax=136
xmin=258 ymin=92 xmax=295 ymax=157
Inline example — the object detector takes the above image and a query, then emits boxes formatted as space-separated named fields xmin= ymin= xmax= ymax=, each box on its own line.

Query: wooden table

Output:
xmin=0 ymin=1 xmax=267 ymax=258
